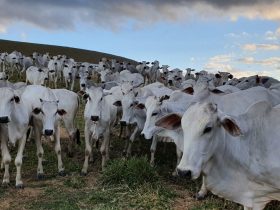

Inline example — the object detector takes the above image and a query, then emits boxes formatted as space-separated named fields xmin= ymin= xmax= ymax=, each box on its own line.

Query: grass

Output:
xmin=101 ymin=157 xmax=158 ymax=188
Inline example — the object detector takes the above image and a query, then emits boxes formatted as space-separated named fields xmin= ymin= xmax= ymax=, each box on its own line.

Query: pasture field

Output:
xmin=0 ymin=43 xmax=279 ymax=209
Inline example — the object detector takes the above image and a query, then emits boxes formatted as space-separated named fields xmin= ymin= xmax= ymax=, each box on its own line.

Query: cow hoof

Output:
xmin=67 ymin=152 xmax=74 ymax=158
xmin=15 ymin=184 xmax=24 ymax=189
xmin=80 ymin=171 xmax=87 ymax=176
xmin=195 ymin=193 xmax=207 ymax=201
xmin=2 ymin=182 xmax=10 ymax=188
xmin=42 ymin=159 xmax=48 ymax=165
xmin=37 ymin=173 xmax=45 ymax=180
xmin=58 ymin=171 xmax=66 ymax=177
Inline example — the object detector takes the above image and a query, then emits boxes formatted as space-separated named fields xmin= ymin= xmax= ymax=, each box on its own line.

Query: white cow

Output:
xmin=0 ymin=87 xmax=29 ymax=188
xmin=81 ymin=86 xmax=118 ymax=174
xmin=26 ymin=66 xmax=49 ymax=85
xmin=6 ymin=52 xmax=20 ymax=75
xmin=63 ymin=60 xmax=77 ymax=91
xmin=21 ymin=85 xmax=79 ymax=178
xmin=177 ymin=101 xmax=280 ymax=210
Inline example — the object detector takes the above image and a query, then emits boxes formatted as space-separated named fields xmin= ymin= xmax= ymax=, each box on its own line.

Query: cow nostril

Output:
xmin=120 ymin=121 xmax=127 ymax=126
xmin=81 ymin=84 xmax=86 ymax=87
xmin=0 ymin=116 xmax=9 ymax=123
xmin=44 ymin=129 xmax=53 ymax=136
xmin=177 ymin=169 xmax=192 ymax=179
xmin=91 ymin=116 xmax=99 ymax=122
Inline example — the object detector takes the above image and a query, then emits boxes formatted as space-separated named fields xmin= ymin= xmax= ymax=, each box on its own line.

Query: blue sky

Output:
xmin=0 ymin=0 xmax=280 ymax=78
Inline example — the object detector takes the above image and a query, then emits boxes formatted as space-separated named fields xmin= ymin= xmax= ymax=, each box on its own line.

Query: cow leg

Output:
xmin=54 ymin=76 xmax=58 ymax=89
xmin=100 ymin=129 xmax=110 ymax=171
xmin=70 ymin=80 xmax=75 ymax=91
xmin=81 ymin=124 xmax=91 ymax=175
xmin=196 ymin=176 xmax=208 ymax=200
xmin=1 ymin=136 xmax=11 ymax=185
xmin=172 ymin=147 xmax=183 ymax=176
xmin=15 ymin=134 xmax=27 ymax=188
xmin=150 ymin=136 xmax=158 ymax=166
xmin=54 ymin=126 xmax=65 ymax=176
xmin=27 ymin=126 xmax=33 ymax=142
xmin=252 ymin=202 xmax=268 ymax=210
xmin=34 ymin=126 xmax=44 ymax=179
xmin=126 ymin=126 xmax=139 ymax=157
xmin=63 ymin=120 xmax=76 ymax=157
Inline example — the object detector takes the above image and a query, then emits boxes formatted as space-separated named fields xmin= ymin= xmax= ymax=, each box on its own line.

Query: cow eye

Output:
xmin=152 ymin=112 xmax=158 ymax=116
xmin=100 ymin=97 xmax=103 ymax=101
xmin=130 ymin=103 xmax=134 ymax=107
xmin=203 ymin=126 xmax=212 ymax=134
xmin=10 ymin=98 xmax=14 ymax=102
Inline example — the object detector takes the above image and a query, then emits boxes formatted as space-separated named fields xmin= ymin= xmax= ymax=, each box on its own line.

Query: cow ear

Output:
xmin=135 ymin=103 xmax=145 ymax=109
xmin=83 ymin=93 xmax=89 ymax=100
xmin=155 ymin=113 xmax=182 ymax=130
xmin=215 ymin=73 xmax=221 ymax=79
xmin=78 ymin=90 xmax=85 ymax=95
xmin=220 ymin=117 xmax=242 ymax=137
xmin=182 ymin=87 xmax=194 ymax=95
xmin=33 ymin=108 xmax=41 ymax=115
xmin=211 ymin=89 xmax=224 ymax=94
xmin=57 ymin=109 xmax=67 ymax=116
xmin=113 ymin=100 xmax=122 ymax=107
xmin=14 ymin=96 xmax=20 ymax=103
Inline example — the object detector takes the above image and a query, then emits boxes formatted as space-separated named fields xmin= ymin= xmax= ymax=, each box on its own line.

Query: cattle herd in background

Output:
xmin=0 ymin=50 xmax=280 ymax=210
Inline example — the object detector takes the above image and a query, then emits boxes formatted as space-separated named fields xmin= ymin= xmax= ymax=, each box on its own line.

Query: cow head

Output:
xmin=141 ymin=96 xmax=170 ymax=139
xmin=177 ymin=102 xmax=242 ymax=180
xmin=0 ymin=88 xmax=20 ymax=123
xmin=0 ymin=72 xmax=8 ymax=81
xmin=84 ymin=87 xmax=111 ymax=122
xmin=33 ymin=99 xmax=67 ymax=136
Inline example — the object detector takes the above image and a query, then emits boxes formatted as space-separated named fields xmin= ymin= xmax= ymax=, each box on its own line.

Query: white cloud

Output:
xmin=0 ymin=23 xmax=7 ymax=33
xmin=242 ymin=44 xmax=280 ymax=51
xmin=265 ymin=27 xmax=280 ymax=41
xmin=0 ymin=1 xmax=279 ymax=31
xmin=20 ymin=32 xmax=27 ymax=41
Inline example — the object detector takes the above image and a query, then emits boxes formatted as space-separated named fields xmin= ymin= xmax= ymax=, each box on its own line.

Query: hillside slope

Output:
xmin=0 ymin=39 xmax=136 ymax=64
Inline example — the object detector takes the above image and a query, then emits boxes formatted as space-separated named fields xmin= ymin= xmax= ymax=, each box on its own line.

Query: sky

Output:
xmin=0 ymin=0 xmax=280 ymax=79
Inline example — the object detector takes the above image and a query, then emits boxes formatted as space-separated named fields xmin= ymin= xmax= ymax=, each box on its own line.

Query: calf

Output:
xmin=82 ymin=87 xmax=118 ymax=174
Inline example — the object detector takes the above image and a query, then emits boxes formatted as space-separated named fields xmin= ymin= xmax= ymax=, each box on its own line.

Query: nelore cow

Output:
xmin=176 ymin=101 xmax=280 ymax=210
xmin=81 ymin=86 xmax=118 ymax=174
xmin=21 ymin=85 xmax=79 ymax=179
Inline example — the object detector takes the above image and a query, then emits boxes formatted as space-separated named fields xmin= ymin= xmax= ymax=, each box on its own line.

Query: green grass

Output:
xmin=101 ymin=157 xmax=158 ymax=188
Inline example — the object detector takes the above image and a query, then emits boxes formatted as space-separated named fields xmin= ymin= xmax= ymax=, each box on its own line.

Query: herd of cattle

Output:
xmin=1 ymin=50 xmax=280 ymax=209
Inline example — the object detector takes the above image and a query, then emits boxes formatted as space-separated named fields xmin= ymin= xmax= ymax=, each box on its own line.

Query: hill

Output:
xmin=0 ymin=39 xmax=136 ymax=64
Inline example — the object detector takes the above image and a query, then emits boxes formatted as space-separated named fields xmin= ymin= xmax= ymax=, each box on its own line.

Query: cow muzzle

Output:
xmin=120 ymin=121 xmax=127 ymax=126
xmin=44 ymin=129 xmax=53 ymax=136
xmin=91 ymin=116 xmax=99 ymax=122
xmin=0 ymin=116 xmax=9 ymax=123
xmin=177 ymin=169 xmax=192 ymax=180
